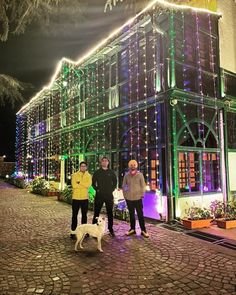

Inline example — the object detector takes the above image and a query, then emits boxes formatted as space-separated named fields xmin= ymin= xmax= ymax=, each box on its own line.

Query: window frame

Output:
xmin=177 ymin=148 xmax=221 ymax=195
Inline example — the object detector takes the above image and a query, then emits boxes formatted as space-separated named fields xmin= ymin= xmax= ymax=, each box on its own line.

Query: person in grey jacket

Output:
xmin=122 ymin=160 xmax=149 ymax=238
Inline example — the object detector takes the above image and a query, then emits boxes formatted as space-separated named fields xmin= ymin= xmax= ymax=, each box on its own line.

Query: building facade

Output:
xmin=15 ymin=0 xmax=236 ymax=220
xmin=0 ymin=156 xmax=15 ymax=178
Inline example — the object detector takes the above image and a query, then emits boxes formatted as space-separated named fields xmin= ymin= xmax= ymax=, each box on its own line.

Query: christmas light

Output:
xmin=17 ymin=0 xmax=219 ymax=115
xmin=15 ymin=0 xmax=225 ymax=221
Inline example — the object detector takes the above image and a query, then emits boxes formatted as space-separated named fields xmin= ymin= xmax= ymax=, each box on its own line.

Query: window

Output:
xmin=184 ymin=24 xmax=196 ymax=66
xmin=79 ymin=82 xmax=85 ymax=101
xmin=146 ymin=32 xmax=155 ymax=72
xmin=147 ymin=70 xmax=155 ymax=98
xmin=201 ymin=72 xmax=217 ymax=97
xmin=28 ymin=127 xmax=32 ymax=139
xmin=118 ymin=49 xmax=129 ymax=83
xmin=224 ymin=72 xmax=236 ymax=97
xmin=175 ymin=63 xmax=197 ymax=93
xmin=179 ymin=152 xmax=200 ymax=193
xmin=120 ymin=82 xmax=129 ymax=107
xmin=46 ymin=118 xmax=51 ymax=133
xmin=178 ymin=151 xmax=221 ymax=194
xmin=202 ymin=152 xmax=221 ymax=192
xmin=39 ymin=121 xmax=46 ymax=135
xmin=35 ymin=124 xmax=39 ymax=137
xmin=104 ymin=59 xmax=110 ymax=90
xmin=110 ymin=62 xmax=117 ymax=87
xmin=150 ymin=158 xmax=159 ymax=190
xmin=227 ymin=112 xmax=236 ymax=149
xmin=61 ymin=111 xmax=66 ymax=127
xmin=109 ymin=85 xmax=119 ymax=109
xmin=177 ymin=113 xmax=221 ymax=194
xmin=80 ymin=102 xmax=85 ymax=120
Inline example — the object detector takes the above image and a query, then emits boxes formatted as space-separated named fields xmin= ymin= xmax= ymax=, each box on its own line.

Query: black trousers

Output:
xmin=126 ymin=199 xmax=146 ymax=232
xmin=92 ymin=194 xmax=114 ymax=231
xmin=71 ymin=199 xmax=88 ymax=231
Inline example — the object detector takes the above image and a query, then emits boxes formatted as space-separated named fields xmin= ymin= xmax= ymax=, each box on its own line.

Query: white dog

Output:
xmin=74 ymin=217 xmax=106 ymax=252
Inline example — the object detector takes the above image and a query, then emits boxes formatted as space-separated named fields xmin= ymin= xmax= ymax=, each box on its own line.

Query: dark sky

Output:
xmin=0 ymin=0 xmax=130 ymax=161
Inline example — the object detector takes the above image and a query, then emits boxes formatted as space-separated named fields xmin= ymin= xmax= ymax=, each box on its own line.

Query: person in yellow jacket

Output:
xmin=70 ymin=161 xmax=92 ymax=239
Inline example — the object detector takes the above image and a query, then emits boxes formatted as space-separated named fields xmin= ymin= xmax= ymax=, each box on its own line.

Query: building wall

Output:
xmin=170 ymin=0 xmax=236 ymax=73
xmin=0 ymin=158 xmax=15 ymax=177
xmin=218 ymin=0 xmax=236 ymax=73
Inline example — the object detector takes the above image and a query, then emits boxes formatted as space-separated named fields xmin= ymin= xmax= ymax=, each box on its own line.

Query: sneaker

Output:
xmin=141 ymin=231 xmax=149 ymax=238
xmin=126 ymin=229 xmax=136 ymax=236
xmin=70 ymin=234 xmax=76 ymax=240
xmin=109 ymin=230 xmax=115 ymax=237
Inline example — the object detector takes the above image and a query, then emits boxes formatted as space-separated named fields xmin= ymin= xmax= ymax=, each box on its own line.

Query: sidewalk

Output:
xmin=198 ymin=224 xmax=236 ymax=241
xmin=1 ymin=181 xmax=236 ymax=295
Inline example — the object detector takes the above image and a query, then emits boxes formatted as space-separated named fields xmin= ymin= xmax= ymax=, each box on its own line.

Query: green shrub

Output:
xmin=59 ymin=186 xmax=72 ymax=204
xmin=31 ymin=177 xmax=50 ymax=195
xmin=185 ymin=206 xmax=212 ymax=220
xmin=224 ymin=200 xmax=236 ymax=220
xmin=6 ymin=176 xmax=28 ymax=189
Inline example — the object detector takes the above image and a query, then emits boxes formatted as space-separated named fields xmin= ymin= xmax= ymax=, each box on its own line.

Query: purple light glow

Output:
xmin=142 ymin=191 xmax=165 ymax=220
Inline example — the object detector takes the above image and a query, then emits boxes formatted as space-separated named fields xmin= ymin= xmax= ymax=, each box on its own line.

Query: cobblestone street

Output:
xmin=1 ymin=181 xmax=236 ymax=295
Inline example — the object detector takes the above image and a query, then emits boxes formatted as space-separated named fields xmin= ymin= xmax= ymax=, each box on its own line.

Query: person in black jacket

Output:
xmin=92 ymin=156 xmax=117 ymax=237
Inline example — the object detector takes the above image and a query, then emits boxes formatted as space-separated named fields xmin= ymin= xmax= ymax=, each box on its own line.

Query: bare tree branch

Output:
xmin=0 ymin=0 xmax=61 ymax=41
xmin=0 ymin=74 xmax=32 ymax=107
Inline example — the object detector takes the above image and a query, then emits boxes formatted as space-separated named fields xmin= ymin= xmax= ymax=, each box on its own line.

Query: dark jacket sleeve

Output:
xmin=112 ymin=171 xmax=117 ymax=191
xmin=92 ymin=171 xmax=98 ymax=191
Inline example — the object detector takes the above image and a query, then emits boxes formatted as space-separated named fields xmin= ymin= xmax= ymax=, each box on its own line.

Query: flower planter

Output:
xmin=182 ymin=219 xmax=212 ymax=229
xmin=46 ymin=191 xmax=59 ymax=196
xmin=114 ymin=209 xmax=129 ymax=221
xmin=57 ymin=194 xmax=64 ymax=201
xmin=216 ymin=219 xmax=236 ymax=229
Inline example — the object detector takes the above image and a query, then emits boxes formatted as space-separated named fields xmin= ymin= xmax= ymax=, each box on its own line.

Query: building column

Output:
xmin=60 ymin=157 xmax=65 ymax=191
xmin=165 ymin=101 xmax=174 ymax=223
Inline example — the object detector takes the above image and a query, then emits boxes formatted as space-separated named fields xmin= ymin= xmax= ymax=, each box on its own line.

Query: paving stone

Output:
xmin=0 ymin=181 xmax=236 ymax=295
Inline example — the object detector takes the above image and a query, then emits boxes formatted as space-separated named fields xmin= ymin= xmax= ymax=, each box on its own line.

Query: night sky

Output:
xmin=0 ymin=0 xmax=130 ymax=161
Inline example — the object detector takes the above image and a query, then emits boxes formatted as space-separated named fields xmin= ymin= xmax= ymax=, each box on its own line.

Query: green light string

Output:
xmin=172 ymin=106 xmax=178 ymax=197
xmin=102 ymin=57 xmax=106 ymax=153
xmin=96 ymin=60 xmax=99 ymax=159
xmin=195 ymin=11 xmax=206 ymax=193
xmin=169 ymin=12 xmax=176 ymax=88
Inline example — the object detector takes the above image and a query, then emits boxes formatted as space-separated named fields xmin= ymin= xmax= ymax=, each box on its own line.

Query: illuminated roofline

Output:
xmin=17 ymin=0 xmax=220 ymax=115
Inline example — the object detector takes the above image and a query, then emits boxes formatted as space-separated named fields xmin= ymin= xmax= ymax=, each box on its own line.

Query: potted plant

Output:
xmin=31 ymin=177 xmax=50 ymax=195
xmin=182 ymin=206 xmax=213 ymax=229
xmin=88 ymin=186 xmax=95 ymax=211
xmin=6 ymin=173 xmax=29 ymax=189
xmin=216 ymin=201 xmax=236 ymax=229
xmin=58 ymin=186 xmax=72 ymax=204
xmin=114 ymin=199 xmax=129 ymax=221
xmin=47 ymin=182 xmax=59 ymax=196
xmin=210 ymin=200 xmax=225 ymax=219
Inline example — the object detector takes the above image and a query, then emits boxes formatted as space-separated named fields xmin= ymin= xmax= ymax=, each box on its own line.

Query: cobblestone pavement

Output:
xmin=1 ymin=182 xmax=236 ymax=295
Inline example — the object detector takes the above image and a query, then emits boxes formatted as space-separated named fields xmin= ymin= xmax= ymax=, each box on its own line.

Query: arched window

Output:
xmin=177 ymin=121 xmax=218 ymax=148
xmin=177 ymin=120 xmax=221 ymax=194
